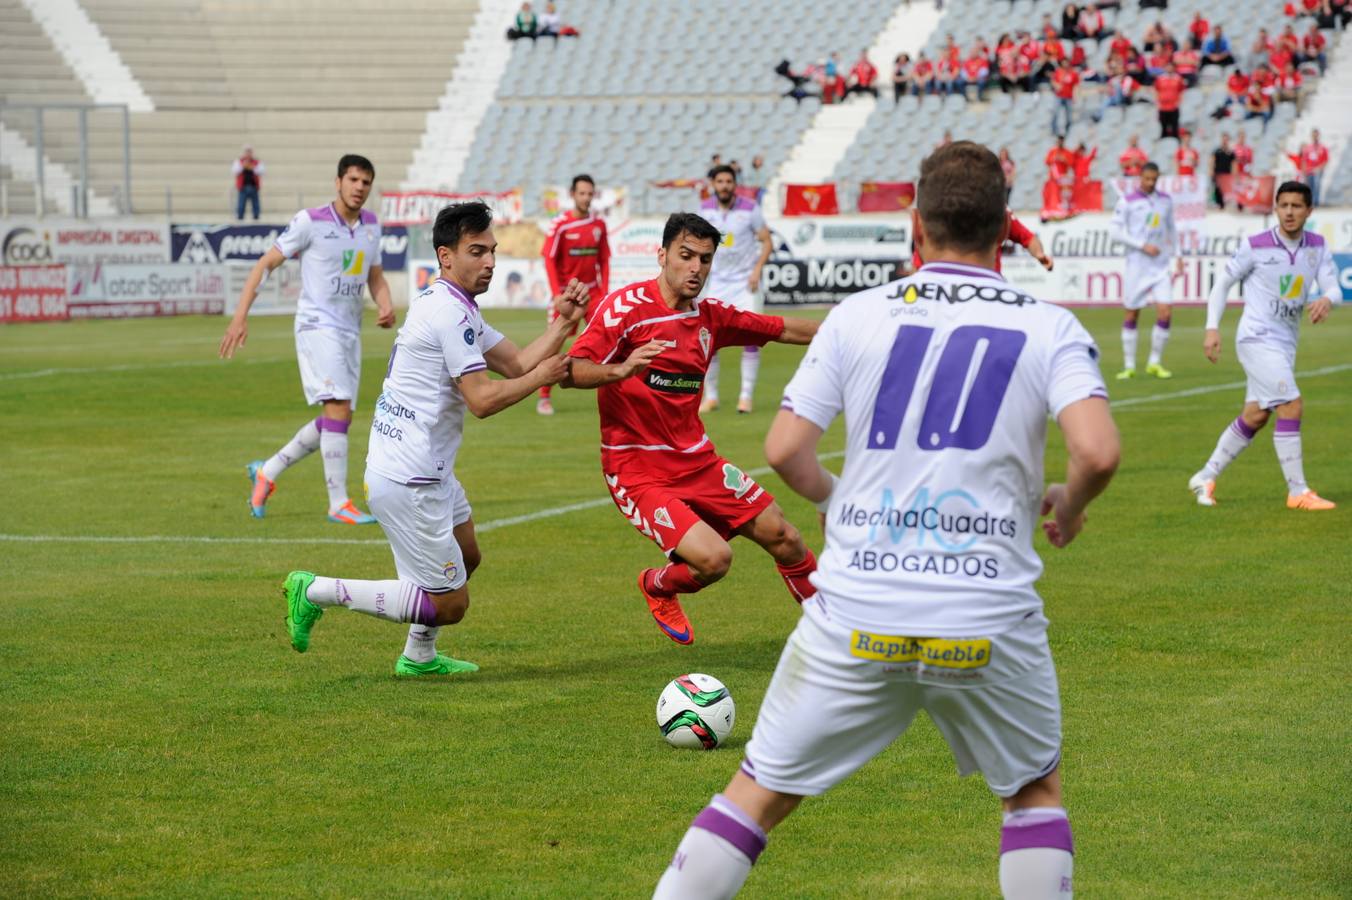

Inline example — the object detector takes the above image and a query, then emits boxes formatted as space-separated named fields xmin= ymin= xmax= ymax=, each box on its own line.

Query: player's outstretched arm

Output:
xmin=776 ymin=317 xmax=820 ymax=346
xmin=484 ymin=280 xmax=589 ymax=378
xmin=456 ymin=356 xmax=570 ymax=419
xmin=565 ymin=340 xmax=666 ymax=389
xmin=219 ymin=246 xmax=286 ymax=358
xmin=765 ymin=409 xmax=834 ymax=504
xmin=1042 ymin=397 xmax=1119 ymax=548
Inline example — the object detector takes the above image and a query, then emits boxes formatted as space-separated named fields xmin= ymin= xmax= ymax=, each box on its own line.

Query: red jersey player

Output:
xmin=538 ymin=173 xmax=610 ymax=415
xmin=912 ymin=210 xmax=1052 ymax=274
xmin=566 ymin=213 xmax=819 ymax=645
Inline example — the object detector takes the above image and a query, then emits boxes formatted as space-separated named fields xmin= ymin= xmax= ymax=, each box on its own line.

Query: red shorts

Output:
xmin=603 ymin=454 xmax=775 ymax=556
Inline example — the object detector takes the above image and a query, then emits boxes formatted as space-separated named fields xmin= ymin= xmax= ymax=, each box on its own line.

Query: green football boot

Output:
xmin=282 ymin=570 xmax=322 ymax=653
xmin=1146 ymin=362 xmax=1173 ymax=379
xmin=394 ymin=653 xmax=480 ymax=678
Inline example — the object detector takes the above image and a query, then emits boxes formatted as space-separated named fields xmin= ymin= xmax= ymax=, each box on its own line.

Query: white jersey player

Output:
xmin=1188 ymin=181 xmax=1338 ymax=511
xmin=277 ymin=201 xmax=587 ymax=676
xmin=697 ymin=165 xmax=772 ymax=414
xmin=220 ymin=154 xmax=395 ymax=525
xmin=655 ymin=143 xmax=1120 ymax=900
xmin=1109 ymin=162 xmax=1183 ymax=380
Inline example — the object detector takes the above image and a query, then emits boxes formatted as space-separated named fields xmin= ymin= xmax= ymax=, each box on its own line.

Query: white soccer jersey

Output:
xmin=782 ymin=262 xmax=1107 ymax=638
xmin=274 ymin=203 xmax=383 ymax=334
xmin=1111 ymin=188 xmax=1176 ymax=272
xmin=365 ymin=278 xmax=505 ymax=486
xmin=1206 ymin=228 xmax=1340 ymax=350
xmin=698 ymin=196 xmax=766 ymax=297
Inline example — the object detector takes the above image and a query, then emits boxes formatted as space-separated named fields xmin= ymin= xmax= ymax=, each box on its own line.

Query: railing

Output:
xmin=0 ymin=103 xmax=132 ymax=218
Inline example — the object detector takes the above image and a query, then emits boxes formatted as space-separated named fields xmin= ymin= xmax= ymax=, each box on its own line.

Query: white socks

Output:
xmin=318 ymin=417 xmax=351 ymax=511
xmin=1147 ymin=320 xmax=1170 ymax=367
xmin=739 ymin=347 xmax=760 ymax=402
xmin=262 ymin=418 xmax=321 ymax=481
xmin=999 ymin=807 xmax=1074 ymax=899
xmin=1274 ymin=418 xmax=1307 ymax=495
xmin=1202 ymin=416 xmax=1255 ymax=479
xmin=1120 ymin=325 xmax=1138 ymax=371
xmin=403 ymin=625 xmax=440 ymax=662
xmin=654 ymin=794 xmax=766 ymax=900
xmin=704 ymin=353 xmax=721 ymax=404
xmin=307 ymin=577 xmax=438 ymax=625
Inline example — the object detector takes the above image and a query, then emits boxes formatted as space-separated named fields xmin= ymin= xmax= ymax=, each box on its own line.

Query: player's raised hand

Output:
xmin=554 ymin=278 xmax=589 ymax=324
xmin=1202 ymin=328 xmax=1222 ymax=363
xmin=219 ymin=317 xmax=248 ymax=359
xmin=620 ymin=339 xmax=666 ymax=378
xmin=532 ymin=353 xmax=571 ymax=386
xmin=1308 ymin=297 xmax=1332 ymax=324
xmin=376 ymin=303 xmax=397 ymax=329
xmin=1028 ymin=236 xmax=1054 ymax=271
xmin=1039 ymin=483 xmax=1085 ymax=548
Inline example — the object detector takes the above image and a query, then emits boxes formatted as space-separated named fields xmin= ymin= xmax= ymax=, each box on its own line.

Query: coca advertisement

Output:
xmin=0 ymin=219 xmax=170 ymax=266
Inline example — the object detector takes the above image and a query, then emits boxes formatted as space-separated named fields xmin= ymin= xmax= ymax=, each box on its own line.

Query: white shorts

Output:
xmin=743 ymin=600 xmax=1061 ymax=799
xmin=1237 ymin=339 xmax=1299 ymax=409
xmin=296 ymin=327 xmax=361 ymax=408
xmin=1122 ymin=266 xmax=1172 ymax=310
xmin=365 ymin=472 xmax=472 ymax=592
xmin=709 ymin=282 xmax=762 ymax=313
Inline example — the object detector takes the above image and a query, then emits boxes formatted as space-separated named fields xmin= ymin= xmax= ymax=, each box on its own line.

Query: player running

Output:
xmin=566 ymin=213 xmax=819 ymax=646
xmin=220 ymin=154 xmax=395 ymax=524
xmin=1188 ymin=181 xmax=1338 ymax=511
xmin=654 ymin=142 xmax=1120 ymax=899
xmin=537 ymin=173 xmax=610 ymax=416
xmin=696 ymin=165 xmax=773 ymax=415
xmin=279 ymin=202 xmax=587 ymax=675
xmin=1110 ymin=161 xmax=1182 ymax=380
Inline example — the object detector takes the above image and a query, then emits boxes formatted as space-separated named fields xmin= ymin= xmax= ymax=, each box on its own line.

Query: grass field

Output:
xmin=2 ymin=303 xmax=1349 ymax=898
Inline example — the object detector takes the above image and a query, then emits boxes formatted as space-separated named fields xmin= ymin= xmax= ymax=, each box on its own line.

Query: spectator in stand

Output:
xmin=507 ymin=2 xmax=537 ymax=40
xmin=1187 ymin=11 xmax=1210 ymax=48
xmin=1061 ymin=3 xmax=1082 ymax=38
xmin=1316 ymin=0 xmax=1351 ymax=29
xmin=1142 ymin=20 xmax=1177 ymax=53
xmin=1269 ymin=33 xmax=1296 ymax=75
xmin=1176 ymin=131 xmax=1200 ymax=175
xmin=1120 ymin=133 xmax=1149 ymax=175
xmin=1275 ymin=64 xmax=1304 ymax=110
xmin=1078 ymin=2 xmax=1112 ymax=41
xmin=537 ymin=2 xmax=560 ymax=38
xmin=232 ymin=145 xmax=263 ymax=220
xmin=1145 ymin=44 xmax=1173 ymax=79
xmin=1224 ymin=66 xmax=1251 ymax=110
xmin=1050 ymin=58 xmax=1080 ymax=136
xmin=1073 ymin=142 xmax=1098 ymax=183
xmin=996 ymin=34 xmax=1021 ymax=92
xmin=1233 ymin=130 xmax=1254 ymax=176
xmin=846 ymin=50 xmax=880 ymax=98
xmin=1300 ymin=23 xmax=1327 ymax=74
xmin=958 ymin=47 xmax=991 ymax=100
xmin=999 ymin=146 xmax=1017 ymax=201
xmin=892 ymin=53 xmax=912 ymax=102
xmin=1109 ymin=31 xmax=1135 ymax=63
xmin=1299 ymin=129 xmax=1329 ymax=204
xmin=1046 ymin=134 xmax=1077 ymax=211
xmin=912 ymin=52 xmax=937 ymax=95
xmin=1018 ymin=31 xmax=1043 ymax=87
xmin=824 ymin=53 xmax=839 ymax=82
xmin=936 ymin=51 xmax=962 ymax=96
xmin=1248 ymin=28 xmax=1274 ymax=69
xmin=823 ymin=54 xmax=847 ymax=104
xmin=1154 ymin=61 xmax=1185 ymax=140
xmin=1093 ymin=57 xmax=1141 ymax=120
xmin=1243 ymin=81 xmax=1274 ymax=130
xmin=1210 ymin=132 xmax=1235 ymax=207
xmin=1040 ymin=13 xmax=1060 ymax=41
xmin=747 ymin=155 xmax=767 ymax=189
xmin=1201 ymin=26 xmax=1236 ymax=69
xmin=1173 ymin=44 xmax=1200 ymax=86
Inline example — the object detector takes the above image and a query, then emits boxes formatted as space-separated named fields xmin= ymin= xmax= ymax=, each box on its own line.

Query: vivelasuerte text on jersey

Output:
xmin=697 ymin=196 xmax=766 ymax=296
xmin=273 ymin=203 xmax=383 ymax=334
xmin=1205 ymin=228 xmax=1340 ymax=349
xmin=782 ymin=262 xmax=1107 ymax=638
xmin=365 ymin=278 xmax=505 ymax=485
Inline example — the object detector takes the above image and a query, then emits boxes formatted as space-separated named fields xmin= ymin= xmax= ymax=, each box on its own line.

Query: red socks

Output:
xmin=647 ymin=562 xmax=704 ymax=597
xmin=776 ymin=549 xmax=817 ymax=604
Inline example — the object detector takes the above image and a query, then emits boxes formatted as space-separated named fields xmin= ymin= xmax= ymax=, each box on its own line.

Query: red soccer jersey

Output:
xmin=1303 ymin=32 xmax=1326 ymax=54
xmin=541 ymin=210 xmax=610 ymax=300
xmin=1302 ymin=142 xmax=1329 ymax=172
xmin=1176 ymin=146 xmax=1200 ymax=175
xmin=1233 ymin=143 xmax=1254 ymax=174
xmin=1269 ymin=47 xmax=1293 ymax=72
xmin=1227 ymin=71 xmax=1250 ymax=98
xmin=1109 ymin=35 xmax=1134 ymax=59
xmin=1120 ymin=147 xmax=1148 ymax=176
xmin=569 ymin=280 xmax=784 ymax=468
xmin=1154 ymin=73 xmax=1184 ymax=111
xmin=1052 ymin=68 xmax=1079 ymax=98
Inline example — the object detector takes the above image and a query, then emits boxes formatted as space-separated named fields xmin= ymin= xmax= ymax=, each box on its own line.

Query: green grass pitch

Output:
xmin=1 ymin=304 xmax=1348 ymax=897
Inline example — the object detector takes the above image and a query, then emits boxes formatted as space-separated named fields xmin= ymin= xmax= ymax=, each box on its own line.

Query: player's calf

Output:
xmin=739 ymin=505 xmax=817 ymax=604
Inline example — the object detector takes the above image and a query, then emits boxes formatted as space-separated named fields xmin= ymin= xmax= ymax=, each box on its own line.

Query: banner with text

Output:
xmin=1 ymin=219 xmax=170 ymax=266
xmin=66 ymin=263 xmax=228 ymax=318
xmin=0 ymin=265 xmax=68 ymax=323
xmin=379 ymin=190 xmax=524 ymax=226
xmin=172 ymin=223 xmax=409 ymax=271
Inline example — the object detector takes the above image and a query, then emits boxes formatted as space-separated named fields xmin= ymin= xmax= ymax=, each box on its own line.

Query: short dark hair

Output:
xmin=662 ymin=212 xmax=721 ymax=250
xmin=916 ymin=142 xmax=1006 ymax=254
xmin=1275 ymin=180 xmax=1312 ymax=206
xmin=337 ymin=154 xmax=375 ymax=179
xmin=708 ymin=164 xmax=738 ymax=182
xmin=570 ymin=173 xmax=595 ymax=191
xmin=433 ymin=201 xmax=493 ymax=252
xmin=1141 ymin=162 xmax=1160 ymax=175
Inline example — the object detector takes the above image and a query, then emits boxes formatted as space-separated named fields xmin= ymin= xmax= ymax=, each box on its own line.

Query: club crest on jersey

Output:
xmin=593 ymin=226 xmax=602 ymax=242
xmin=699 ymin=327 xmax=711 ymax=358
xmin=342 ymin=249 xmax=365 ymax=274
xmin=443 ymin=560 xmax=459 ymax=583
xmin=1279 ymin=274 xmax=1305 ymax=299
xmin=463 ymin=327 xmax=476 ymax=346
xmin=653 ymin=507 xmax=674 ymax=529
xmin=722 ymin=464 xmax=756 ymax=499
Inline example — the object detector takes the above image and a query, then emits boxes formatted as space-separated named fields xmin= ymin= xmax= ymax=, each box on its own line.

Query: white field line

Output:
xmin=3 ymin=363 xmax=1350 ymax=547
xmin=0 ymin=356 xmax=290 ymax=382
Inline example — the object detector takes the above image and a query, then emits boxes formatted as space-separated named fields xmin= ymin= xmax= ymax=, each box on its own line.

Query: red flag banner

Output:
xmin=781 ymin=183 xmax=840 ymax=217
xmin=1040 ymin=179 xmax=1104 ymax=221
xmin=857 ymin=181 xmax=916 ymax=213
xmin=1216 ymin=174 xmax=1275 ymax=214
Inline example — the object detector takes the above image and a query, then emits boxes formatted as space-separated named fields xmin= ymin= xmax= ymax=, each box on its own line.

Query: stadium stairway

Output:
xmin=1279 ymin=37 xmax=1352 ymax=199
xmin=19 ymin=0 xmax=153 ymax=112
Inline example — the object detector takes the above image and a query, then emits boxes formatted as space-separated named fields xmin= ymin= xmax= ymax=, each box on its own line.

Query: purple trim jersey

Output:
xmin=1206 ymin=229 xmax=1340 ymax=349
xmin=697 ymin=196 xmax=766 ymax=296
xmin=782 ymin=262 xmax=1107 ymax=636
xmin=1110 ymin=189 xmax=1177 ymax=270
xmin=365 ymin=278 xmax=505 ymax=486
xmin=275 ymin=204 xmax=382 ymax=334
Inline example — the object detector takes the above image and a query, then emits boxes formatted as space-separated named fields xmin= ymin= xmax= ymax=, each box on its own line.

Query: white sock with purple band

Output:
xmin=704 ymin=354 xmax=721 ymax=404
xmin=739 ymin=346 xmax=760 ymax=401
xmin=999 ymin=807 xmax=1074 ymax=899
xmin=317 ymin=417 xmax=351 ymax=511
xmin=1147 ymin=316 xmax=1170 ymax=367
xmin=654 ymin=794 xmax=767 ymax=900
xmin=403 ymin=625 xmax=440 ymax=663
xmin=261 ymin=418 xmax=321 ymax=481
xmin=1120 ymin=321 xmax=1138 ymax=370
xmin=1273 ymin=418 xmax=1307 ymax=495
xmin=1202 ymin=416 xmax=1255 ymax=479
xmin=306 ymin=577 xmax=439 ymax=625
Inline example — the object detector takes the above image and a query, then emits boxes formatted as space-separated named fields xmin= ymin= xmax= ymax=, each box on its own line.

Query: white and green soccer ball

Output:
xmin=656 ymin=673 xmax=736 ymax=750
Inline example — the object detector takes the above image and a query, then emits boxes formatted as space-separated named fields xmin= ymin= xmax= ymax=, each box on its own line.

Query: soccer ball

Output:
xmin=656 ymin=673 xmax=736 ymax=749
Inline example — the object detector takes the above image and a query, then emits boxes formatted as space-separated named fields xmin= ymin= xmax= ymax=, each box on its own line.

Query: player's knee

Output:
xmin=1245 ymin=407 xmax=1272 ymax=429
xmin=693 ymin=545 xmax=733 ymax=582
xmin=433 ymin=592 xmax=469 ymax=626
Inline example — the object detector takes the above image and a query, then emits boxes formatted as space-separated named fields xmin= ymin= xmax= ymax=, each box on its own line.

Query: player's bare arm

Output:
xmin=565 ymin=340 xmax=666 ymax=388
xmin=367 ymin=264 xmax=396 ymax=328
xmin=1042 ymin=396 xmax=1119 ymax=548
xmin=776 ymin=317 xmax=820 ymax=345
xmin=456 ymin=357 xmax=570 ymax=419
xmin=764 ymin=410 xmax=834 ymax=504
xmin=219 ymin=246 xmax=286 ymax=358
xmin=748 ymin=225 xmax=773 ymax=292
xmin=1027 ymin=235 xmax=1054 ymax=270
xmin=483 ymin=279 xmax=589 ymax=377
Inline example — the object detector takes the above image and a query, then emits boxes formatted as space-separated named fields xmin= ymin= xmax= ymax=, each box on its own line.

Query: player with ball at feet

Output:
xmin=654 ymin=143 xmax=1120 ymax=899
